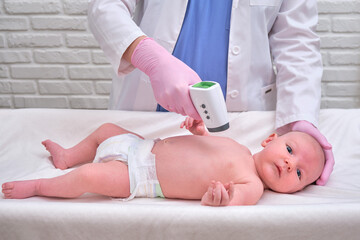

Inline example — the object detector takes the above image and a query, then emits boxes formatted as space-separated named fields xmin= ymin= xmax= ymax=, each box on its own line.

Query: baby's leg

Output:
xmin=2 ymin=161 xmax=130 ymax=199
xmin=43 ymin=123 xmax=143 ymax=169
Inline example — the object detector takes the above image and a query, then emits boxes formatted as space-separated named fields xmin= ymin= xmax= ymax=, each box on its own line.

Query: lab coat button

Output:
xmin=230 ymin=90 xmax=239 ymax=98
xmin=232 ymin=46 xmax=240 ymax=55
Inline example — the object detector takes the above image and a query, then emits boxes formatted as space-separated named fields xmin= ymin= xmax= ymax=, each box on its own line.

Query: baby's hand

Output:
xmin=201 ymin=181 xmax=234 ymax=207
xmin=180 ymin=117 xmax=209 ymax=136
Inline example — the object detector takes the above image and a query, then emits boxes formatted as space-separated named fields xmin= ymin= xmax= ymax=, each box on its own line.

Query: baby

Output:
xmin=2 ymin=119 xmax=325 ymax=206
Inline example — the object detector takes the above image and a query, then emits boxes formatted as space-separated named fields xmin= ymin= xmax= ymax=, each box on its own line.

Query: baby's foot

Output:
xmin=42 ymin=140 xmax=69 ymax=170
xmin=2 ymin=180 xmax=39 ymax=199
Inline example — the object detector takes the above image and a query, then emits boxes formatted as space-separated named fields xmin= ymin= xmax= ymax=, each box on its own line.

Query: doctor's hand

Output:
xmin=131 ymin=37 xmax=201 ymax=120
xmin=201 ymin=181 xmax=234 ymax=207
xmin=180 ymin=117 xmax=209 ymax=136
xmin=278 ymin=120 xmax=334 ymax=186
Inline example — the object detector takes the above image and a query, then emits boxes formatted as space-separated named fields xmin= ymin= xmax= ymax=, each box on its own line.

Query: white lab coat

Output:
xmin=88 ymin=0 xmax=323 ymax=129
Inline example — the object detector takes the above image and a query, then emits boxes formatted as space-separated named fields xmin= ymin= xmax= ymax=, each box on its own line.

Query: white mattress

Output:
xmin=0 ymin=108 xmax=359 ymax=240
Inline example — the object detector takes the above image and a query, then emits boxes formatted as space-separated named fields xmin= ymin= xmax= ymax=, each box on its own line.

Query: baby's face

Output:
xmin=253 ymin=132 xmax=325 ymax=193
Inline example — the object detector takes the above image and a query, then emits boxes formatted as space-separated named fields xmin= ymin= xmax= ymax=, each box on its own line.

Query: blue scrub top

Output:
xmin=157 ymin=0 xmax=232 ymax=112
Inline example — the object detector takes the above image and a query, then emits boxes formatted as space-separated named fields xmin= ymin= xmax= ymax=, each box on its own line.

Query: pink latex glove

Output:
xmin=278 ymin=120 xmax=334 ymax=185
xmin=131 ymin=37 xmax=201 ymax=120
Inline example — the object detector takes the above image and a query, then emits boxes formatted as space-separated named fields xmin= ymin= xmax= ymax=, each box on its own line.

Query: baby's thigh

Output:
xmin=82 ymin=161 xmax=130 ymax=198
xmin=98 ymin=123 xmax=144 ymax=142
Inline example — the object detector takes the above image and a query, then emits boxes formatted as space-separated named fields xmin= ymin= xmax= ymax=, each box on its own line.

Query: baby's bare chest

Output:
xmin=153 ymin=136 xmax=254 ymax=183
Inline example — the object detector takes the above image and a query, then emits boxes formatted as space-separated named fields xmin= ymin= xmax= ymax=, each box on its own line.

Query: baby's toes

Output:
xmin=2 ymin=182 xmax=14 ymax=190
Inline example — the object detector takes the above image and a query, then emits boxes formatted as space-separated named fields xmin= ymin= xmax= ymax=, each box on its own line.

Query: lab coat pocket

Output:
xmin=261 ymin=83 xmax=277 ymax=110
xmin=249 ymin=0 xmax=282 ymax=6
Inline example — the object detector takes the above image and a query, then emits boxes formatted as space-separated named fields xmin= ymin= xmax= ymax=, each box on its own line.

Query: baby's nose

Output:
xmin=285 ymin=159 xmax=294 ymax=172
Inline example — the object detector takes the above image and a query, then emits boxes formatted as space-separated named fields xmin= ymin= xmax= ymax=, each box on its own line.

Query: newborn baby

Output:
xmin=2 ymin=121 xmax=325 ymax=206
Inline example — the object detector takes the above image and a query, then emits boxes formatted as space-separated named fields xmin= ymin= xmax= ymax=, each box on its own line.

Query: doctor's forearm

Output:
xmin=270 ymin=0 xmax=322 ymax=129
xmin=123 ymin=35 xmax=147 ymax=63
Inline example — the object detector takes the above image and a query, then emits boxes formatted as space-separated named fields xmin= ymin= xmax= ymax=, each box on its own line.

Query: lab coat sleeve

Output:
xmin=88 ymin=0 xmax=145 ymax=75
xmin=269 ymin=0 xmax=323 ymax=129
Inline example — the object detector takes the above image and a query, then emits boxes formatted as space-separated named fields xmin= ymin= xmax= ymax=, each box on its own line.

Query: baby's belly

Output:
xmin=156 ymin=156 xmax=212 ymax=199
xmin=151 ymin=137 xmax=239 ymax=199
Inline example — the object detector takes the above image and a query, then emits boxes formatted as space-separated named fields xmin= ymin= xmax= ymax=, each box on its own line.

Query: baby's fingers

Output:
xmin=201 ymin=182 xmax=215 ymax=206
xmin=180 ymin=117 xmax=194 ymax=129
xmin=212 ymin=182 xmax=222 ymax=206
xmin=227 ymin=182 xmax=235 ymax=201
xmin=218 ymin=184 xmax=230 ymax=206
xmin=186 ymin=117 xmax=194 ymax=128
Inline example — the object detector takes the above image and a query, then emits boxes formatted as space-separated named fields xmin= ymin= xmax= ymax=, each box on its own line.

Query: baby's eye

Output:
xmin=297 ymin=169 xmax=302 ymax=180
xmin=286 ymin=145 xmax=293 ymax=154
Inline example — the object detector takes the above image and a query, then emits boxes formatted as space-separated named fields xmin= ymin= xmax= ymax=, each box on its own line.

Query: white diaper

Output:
xmin=93 ymin=133 xmax=164 ymax=201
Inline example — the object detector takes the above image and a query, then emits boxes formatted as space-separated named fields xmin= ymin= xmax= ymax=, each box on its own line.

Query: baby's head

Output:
xmin=253 ymin=131 xmax=325 ymax=193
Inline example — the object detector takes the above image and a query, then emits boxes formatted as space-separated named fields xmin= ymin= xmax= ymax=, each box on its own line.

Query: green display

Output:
xmin=192 ymin=82 xmax=216 ymax=89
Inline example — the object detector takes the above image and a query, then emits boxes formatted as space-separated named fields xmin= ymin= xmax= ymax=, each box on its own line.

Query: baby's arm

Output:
xmin=228 ymin=181 xmax=264 ymax=206
xmin=201 ymin=180 xmax=264 ymax=206
xmin=201 ymin=181 xmax=234 ymax=206
xmin=180 ymin=117 xmax=210 ymax=136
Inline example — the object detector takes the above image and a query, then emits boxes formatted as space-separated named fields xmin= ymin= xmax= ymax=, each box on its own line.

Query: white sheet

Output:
xmin=0 ymin=108 xmax=359 ymax=240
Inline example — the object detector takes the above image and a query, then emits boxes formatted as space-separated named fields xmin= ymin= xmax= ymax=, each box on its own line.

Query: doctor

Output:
xmin=88 ymin=0 xmax=334 ymax=185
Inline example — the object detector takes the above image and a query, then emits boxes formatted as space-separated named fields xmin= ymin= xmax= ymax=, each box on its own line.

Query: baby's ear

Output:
xmin=261 ymin=133 xmax=278 ymax=147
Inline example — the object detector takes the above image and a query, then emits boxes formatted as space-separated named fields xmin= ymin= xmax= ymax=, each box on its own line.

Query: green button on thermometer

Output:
xmin=189 ymin=81 xmax=229 ymax=132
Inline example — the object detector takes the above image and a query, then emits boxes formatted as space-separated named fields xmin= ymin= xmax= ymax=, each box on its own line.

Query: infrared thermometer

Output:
xmin=189 ymin=81 xmax=229 ymax=132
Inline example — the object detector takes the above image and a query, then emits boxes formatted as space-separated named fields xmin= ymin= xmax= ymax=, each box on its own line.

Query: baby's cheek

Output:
xmin=261 ymin=164 xmax=277 ymax=187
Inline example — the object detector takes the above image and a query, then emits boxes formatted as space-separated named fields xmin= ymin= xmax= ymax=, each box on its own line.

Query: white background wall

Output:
xmin=0 ymin=0 xmax=359 ymax=109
